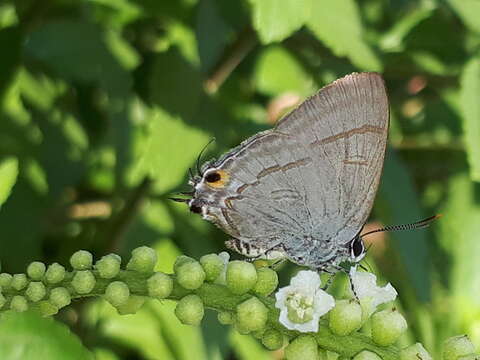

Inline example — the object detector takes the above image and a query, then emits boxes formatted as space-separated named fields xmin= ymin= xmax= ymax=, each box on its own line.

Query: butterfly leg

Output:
xmin=225 ymin=238 xmax=285 ymax=262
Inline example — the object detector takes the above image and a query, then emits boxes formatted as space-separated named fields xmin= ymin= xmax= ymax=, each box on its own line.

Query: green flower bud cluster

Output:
xmin=0 ymin=246 xmax=170 ymax=316
xmin=171 ymin=255 xmax=279 ymax=339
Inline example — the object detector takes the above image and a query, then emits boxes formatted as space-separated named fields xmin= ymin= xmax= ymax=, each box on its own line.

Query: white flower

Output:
xmin=275 ymin=270 xmax=335 ymax=332
xmin=349 ymin=266 xmax=397 ymax=314
xmin=214 ymin=251 xmax=230 ymax=285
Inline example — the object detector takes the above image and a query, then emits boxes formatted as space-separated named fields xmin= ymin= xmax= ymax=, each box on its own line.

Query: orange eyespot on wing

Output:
xmin=205 ymin=170 xmax=230 ymax=188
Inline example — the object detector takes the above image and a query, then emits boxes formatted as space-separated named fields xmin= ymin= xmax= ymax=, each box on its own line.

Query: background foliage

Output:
xmin=0 ymin=0 xmax=480 ymax=359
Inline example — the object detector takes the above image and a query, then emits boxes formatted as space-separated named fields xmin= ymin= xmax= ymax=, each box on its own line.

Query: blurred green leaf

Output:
xmin=0 ymin=156 xmax=18 ymax=208
xmin=306 ymin=0 xmax=382 ymax=71
xmin=248 ymin=0 xmax=312 ymax=43
xmin=196 ymin=0 xmax=231 ymax=73
xmin=439 ymin=173 xmax=480 ymax=331
xmin=254 ymin=45 xmax=314 ymax=96
xmin=379 ymin=149 xmax=430 ymax=302
xmin=0 ymin=26 xmax=22 ymax=100
xmin=448 ymin=0 xmax=480 ymax=34
xmin=380 ymin=5 xmax=435 ymax=52
xmin=460 ymin=55 xmax=480 ymax=182
xmin=230 ymin=331 xmax=271 ymax=360
xmin=25 ymin=20 xmax=131 ymax=96
xmin=0 ymin=312 xmax=93 ymax=360
xmin=130 ymin=108 xmax=209 ymax=193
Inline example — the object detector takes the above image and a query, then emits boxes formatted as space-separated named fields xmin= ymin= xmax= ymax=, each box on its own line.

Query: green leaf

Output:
xmin=448 ymin=0 xmax=480 ymax=34
xmin=379 ymin=5 xmax=435 ymax=52
xmin=254 ymin=45 xmax=314 ymax=96
xmin=0 ymin=157 xmax=18 ymax=208
xmin=0 ymin=26 xmax=22 ymax=101
xmin=439 ymin=173 xmax=480 ymax=323
xmin=378 ymin=149 xmax=430 ymax=302
xmin=306 ymin=0 xmax=382 ymax=71
xmin=230 ymin=330 xmax=271 ymax=360
xmin=460 ymin=56 xmax=480 ymax=182
xmin=25 ymin=20 xmax=131 ymax=96
xmin=248 ymin=0 xmax=312 ymax=43
xmin=0 ymin=312 xmax=93 ymax=360
xmin=130 ymin=108 xmax=209 ymax=193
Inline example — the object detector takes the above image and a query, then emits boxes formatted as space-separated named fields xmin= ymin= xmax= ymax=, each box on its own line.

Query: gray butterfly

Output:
xmin=175 ymin=72 xmax=390 ymax=273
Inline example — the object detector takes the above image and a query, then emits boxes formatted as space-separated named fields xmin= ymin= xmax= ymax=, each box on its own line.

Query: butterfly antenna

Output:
xmin=196 ymin=138 xmax=216 ymax=176
xmin=361 ymin=214 xmax=442 ymax=238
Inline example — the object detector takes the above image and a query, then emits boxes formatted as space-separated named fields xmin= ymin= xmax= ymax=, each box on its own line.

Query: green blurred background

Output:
xmin=0 ymin=0 xmax=480 ymax=358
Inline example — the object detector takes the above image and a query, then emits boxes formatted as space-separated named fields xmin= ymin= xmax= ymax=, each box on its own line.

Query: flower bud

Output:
xmin=218 ymin=311 xmax=234 ymax=325
xmin=226 ymin=261 xmax=257 ymax=295
xmin=443 ymin=335 xmax=476 ymax=360
xmin=0 ymin=293 xmax=6 ymax=309
xmin=25 ymin=281 xmax=47 ymax=302
xmin=49 ymin=287 xmax=71 ymax=309
xmin=176 ymin=260 xmax=206 ymax=290
xmin=10 ymin=295 xmax=28 ymax=312
xmin=261 ymin=328 xmax=284 ymax=350
xmin=147 ymin=273 xmax=173 ymax=299
xmin=38 ymin=301 xmax=59 ymax=316
xmin=72 ymin=270 xmax=96 ymax=294
xmin=27 ymin=262 xmax=46 ymax=280
xmin=284 ymin=335 xmax=318 ymax=360
xmin=175 ymin=294 xmax=204 ymax=326
xmin=126 ymin=246 xmax=157 ymax=273
xmin=70 ymin=250 xmax=93 ymax=270
xmin=11 ymin=274 xmax=28 ymax=291
xmin=371 ymin=309 xmax=408 ymax=346
xmin=236 ymin=297 xmax=268 ymax=333
xmin=353 ymin=350 xmax=382 ymax=360
xmin=105 ymin=281 xmax=130 ymax=308
xmin=329 ymin=299 xmax=362 ymax=336
xmin=95 ymin=254 xmax=121 ymax=279
xmin=45 ymin=263 xmax=66 ymax=284
xmin=0 ymin=273 xmax=12 ymax=288
xmin=399 ymin=343 xmax=433 ymax=360
xmin=200 ymin=254 xmax=224 ymax=282
xmin=174 ymin=255 xmax=195 ymax=273
xmin=116 ymin=295 xmax=146 ymax=315
xmin=253 ymin=267 xmax=278 ymax=296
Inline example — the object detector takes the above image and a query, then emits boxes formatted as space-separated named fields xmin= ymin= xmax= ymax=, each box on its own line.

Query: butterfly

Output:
xmin=173 ymin=72 xmax=390 ymax=273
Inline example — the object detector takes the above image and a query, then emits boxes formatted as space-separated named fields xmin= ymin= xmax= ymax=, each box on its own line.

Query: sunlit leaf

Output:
xmin=306 ymin=0 xmax=382 ymax=71
xmin=448 ymin=0 xmax=480 ymax=34
xmin=0 ymin=156 xmax=18 ymax=208
xmin=248 ymin=0 xmax=312 ymax=43
xmin=439 ymin=173 xmax=480 ymax=329
xmin=254 ymin=45 xmax=314 ymax=96
xmin=0 ymin=312 xmax=93 ymax=360
xmin=460 ymin=56 xmax=480 ymax=182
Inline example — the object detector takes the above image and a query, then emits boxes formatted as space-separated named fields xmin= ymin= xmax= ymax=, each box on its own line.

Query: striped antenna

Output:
xmin=361 ymin=214 xmax=442 ymax=238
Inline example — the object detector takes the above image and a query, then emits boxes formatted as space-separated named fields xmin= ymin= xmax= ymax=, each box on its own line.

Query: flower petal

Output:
xmin=349 ymin=267 xmax=397 ymax=307
xmin=290 ymin=270 xmax=321 ymax=289
xmin=313 ymin=289 xmax=335 ymax=316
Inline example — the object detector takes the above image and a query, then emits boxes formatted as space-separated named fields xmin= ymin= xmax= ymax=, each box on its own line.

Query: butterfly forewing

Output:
xmin=275 ymin=73 xmax=389 ymax=244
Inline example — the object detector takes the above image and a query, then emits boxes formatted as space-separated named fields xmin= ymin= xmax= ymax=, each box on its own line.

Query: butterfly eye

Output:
xmin=350 ymin=237 xmax=365 ymax=260
xmin=204 ymin=169 xmax=230 ymax=188
xmin=205 ymin=172 xmax=221 ymax=183
xmin=189 ymin=204 xmax=202 ymax=214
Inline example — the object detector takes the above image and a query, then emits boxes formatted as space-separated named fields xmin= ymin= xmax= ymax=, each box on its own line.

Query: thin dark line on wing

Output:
xmin=310 ymin=124 xmax=386 ymax=147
